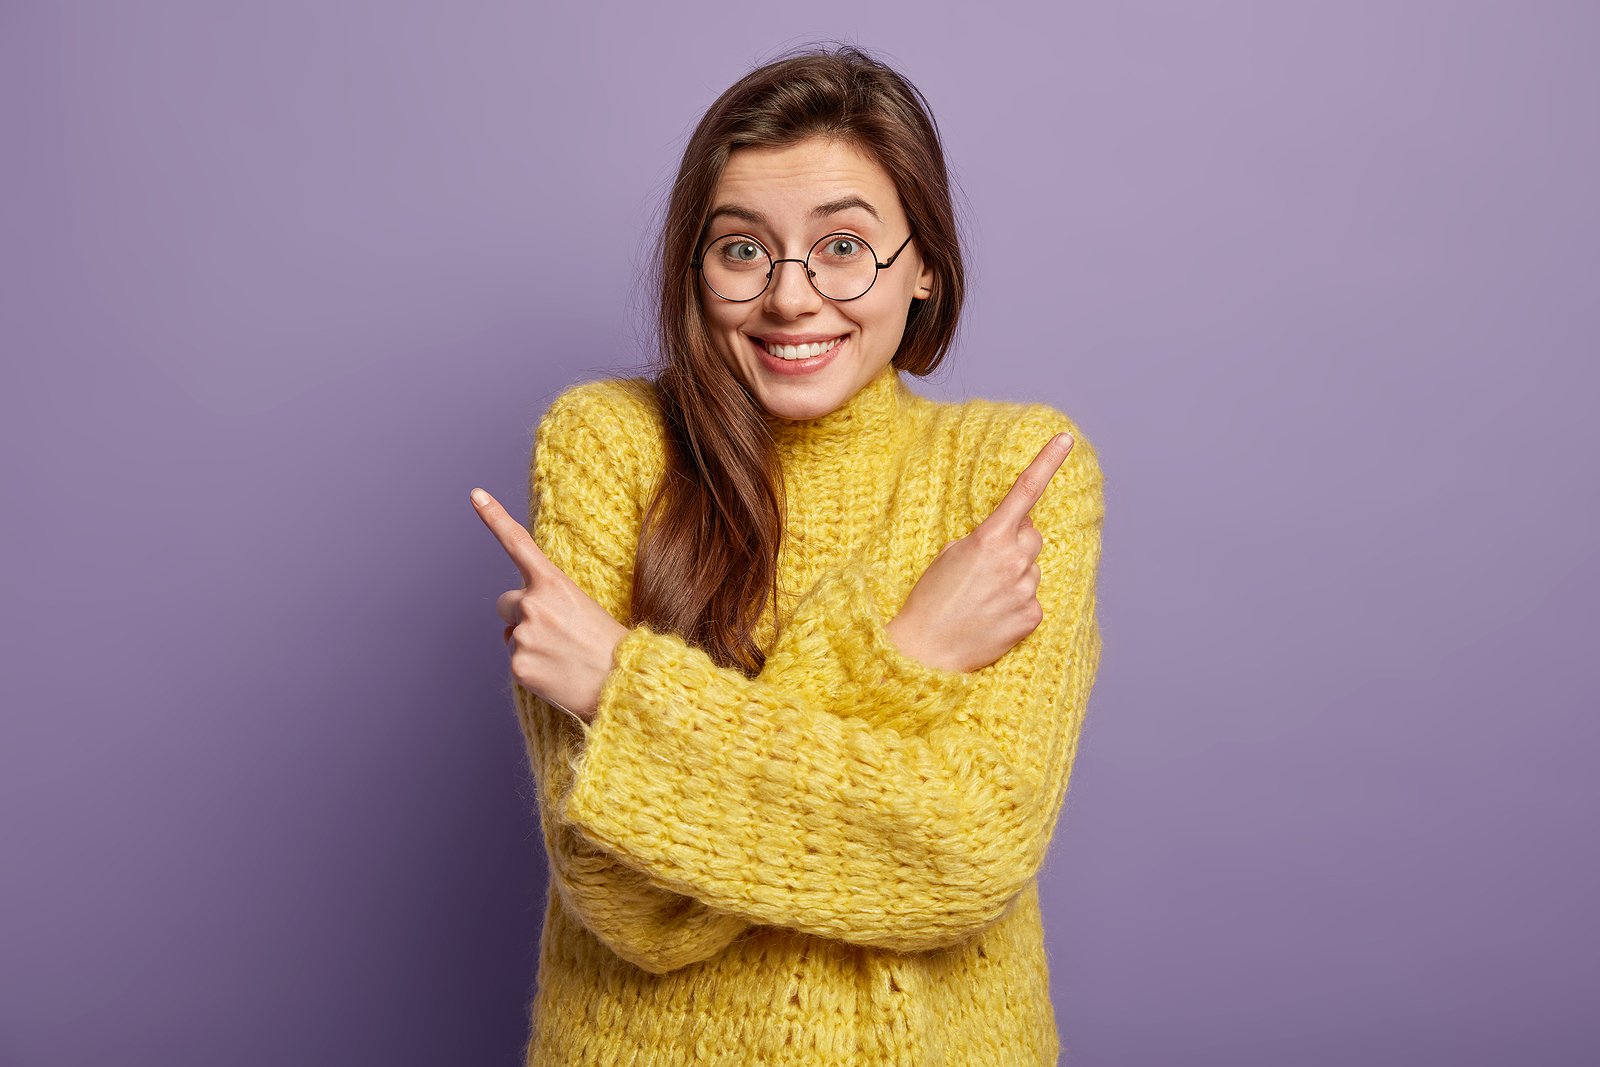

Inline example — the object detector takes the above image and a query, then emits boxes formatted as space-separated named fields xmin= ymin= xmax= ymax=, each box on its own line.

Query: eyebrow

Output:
xmin=811 ymin=196 xmax=881 ymax=222
xmin=707 ymin=204 xmax=767 ymax=226
xmin=705 ymin=196 xmax=883 ymax=229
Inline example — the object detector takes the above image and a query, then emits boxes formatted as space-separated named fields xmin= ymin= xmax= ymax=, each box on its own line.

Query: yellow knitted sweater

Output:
xmin=514 ymin=366 xmax=1103 ymax=1066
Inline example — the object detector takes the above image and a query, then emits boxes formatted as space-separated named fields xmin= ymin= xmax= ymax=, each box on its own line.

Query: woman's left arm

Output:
xmin=482 ymin=388 xmax=1103 ymax=964
xmin=557 ymin=425 xmax=1104 ymax=953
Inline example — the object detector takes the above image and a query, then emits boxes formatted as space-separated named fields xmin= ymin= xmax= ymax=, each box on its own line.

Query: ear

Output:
xmin=914 ymin=257 xmax=936 ymax=299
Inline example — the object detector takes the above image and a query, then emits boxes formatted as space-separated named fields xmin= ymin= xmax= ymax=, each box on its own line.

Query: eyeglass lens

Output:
xmin=700 ymin=233 xmax=881 ymax=302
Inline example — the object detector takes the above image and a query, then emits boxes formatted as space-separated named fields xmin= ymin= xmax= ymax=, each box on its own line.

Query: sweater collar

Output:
xmin=766 ymin=364 xmax=906 ymax=463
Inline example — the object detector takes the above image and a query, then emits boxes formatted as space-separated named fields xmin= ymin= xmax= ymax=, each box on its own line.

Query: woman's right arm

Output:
xmin=558 ymin=410 xmax=1102 ymax=953
xmin=508 ymin=383 xmax=1094 ymax=972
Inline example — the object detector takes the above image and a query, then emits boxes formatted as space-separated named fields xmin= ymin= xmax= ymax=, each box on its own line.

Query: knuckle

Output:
xmin=510 ymin=646 xmax=539 ymax=679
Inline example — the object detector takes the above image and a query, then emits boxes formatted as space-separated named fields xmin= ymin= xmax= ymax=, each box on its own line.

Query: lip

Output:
xmin=754 ymin=332 xmax=846 ymax=345
xmin=748 ymin=332 xmax=847 ymax=376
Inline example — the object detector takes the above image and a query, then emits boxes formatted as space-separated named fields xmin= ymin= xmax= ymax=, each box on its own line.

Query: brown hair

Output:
xmin=631 ymin=46 xmax=965 ymax=672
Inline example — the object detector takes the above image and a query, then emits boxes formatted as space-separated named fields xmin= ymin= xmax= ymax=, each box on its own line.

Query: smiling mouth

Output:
xmin=758 ymin=335 xmax=846 ymax=361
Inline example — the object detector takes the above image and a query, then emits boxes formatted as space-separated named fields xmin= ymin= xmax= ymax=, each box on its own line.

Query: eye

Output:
xmin=717 ymin=239 xmax=765 ymax=263
xmin=821 ymin=237 xmax=862 ymax=258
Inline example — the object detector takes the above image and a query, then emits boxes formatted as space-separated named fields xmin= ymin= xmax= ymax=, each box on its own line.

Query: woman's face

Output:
xmin=698 ymin=137 xmax=935 ymax=421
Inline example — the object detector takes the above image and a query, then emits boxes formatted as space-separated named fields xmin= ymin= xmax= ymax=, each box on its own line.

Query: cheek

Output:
xmin=858 ymin=289 xmax=914 ymax=342
xmin=699 ymin=290 xmax=745 ymax=342
xmin=697 ymin=296 xmax=755 ymax=381
xmin=695 ymin=292 xmax=732 ymax=345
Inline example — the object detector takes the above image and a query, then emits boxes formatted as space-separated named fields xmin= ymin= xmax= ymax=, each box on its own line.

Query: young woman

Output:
xmin=472 ymin=47 xmax=1103 ymax=1067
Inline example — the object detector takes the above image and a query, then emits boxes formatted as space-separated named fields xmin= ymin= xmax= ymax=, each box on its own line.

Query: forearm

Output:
xmin=519 ymin=382 xmax=1103 ymax=958
xmin=517 ymin=560 xmax=966 ymax=967
xmin=519 ymin=689 xmax=751 ymax=973
xmin=562 ymin=574 xmax=1098 ymax=952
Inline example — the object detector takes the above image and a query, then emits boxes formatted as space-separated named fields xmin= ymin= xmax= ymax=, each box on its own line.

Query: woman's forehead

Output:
xmin=712 ymin=138 xmax=905 ymax=230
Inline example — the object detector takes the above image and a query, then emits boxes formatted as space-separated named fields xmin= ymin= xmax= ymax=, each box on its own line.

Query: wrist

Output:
xmin=578 ymin=620 xmax=629 ymax=722
xmin=884 ymin=614 xmax=958 ymax=673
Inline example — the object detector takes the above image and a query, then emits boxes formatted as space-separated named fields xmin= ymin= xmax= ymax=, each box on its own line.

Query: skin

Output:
xmin=473 ymin=137 xmax=1074 ymax=718
xmin=697 ymin=138 xmax=934 ymax=421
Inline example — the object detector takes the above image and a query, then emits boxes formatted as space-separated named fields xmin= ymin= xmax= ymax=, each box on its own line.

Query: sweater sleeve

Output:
xmin=563 ymin=409 xmax=1104 ymax=954
xmin=515 ymin=381 xmax=750 ymax=975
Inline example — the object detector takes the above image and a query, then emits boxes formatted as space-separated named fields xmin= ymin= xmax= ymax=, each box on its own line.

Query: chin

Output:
xmin=736 ymin=349 xmax=894 ymax=423
xmin=749 ymin=380 xmax=849 ymax=422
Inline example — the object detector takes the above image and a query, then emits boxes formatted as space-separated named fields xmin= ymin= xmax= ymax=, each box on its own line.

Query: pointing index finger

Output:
xmin=470 ymin=487 xmax=546 ymax=585
xmin=984 ymin=433 xmax=1074 ymax=532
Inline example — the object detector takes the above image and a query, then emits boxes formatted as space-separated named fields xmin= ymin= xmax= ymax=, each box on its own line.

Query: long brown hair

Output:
xmin=632 ymin=46 xmax=966 ymax=673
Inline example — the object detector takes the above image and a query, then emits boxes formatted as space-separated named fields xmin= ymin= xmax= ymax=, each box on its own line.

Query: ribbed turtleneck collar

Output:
xmin=761 ymin=366 xmax=910 ymax=595
xmin=766 ymin=364 xmax=906 ymax=464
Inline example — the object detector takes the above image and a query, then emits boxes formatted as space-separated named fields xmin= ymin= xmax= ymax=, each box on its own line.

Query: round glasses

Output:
xmin=693 ymin=230 xmax=916 ymax=303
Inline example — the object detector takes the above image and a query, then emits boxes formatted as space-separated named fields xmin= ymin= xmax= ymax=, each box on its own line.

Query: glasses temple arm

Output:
xmin=876 ymin=230 xmax=917 ymax=269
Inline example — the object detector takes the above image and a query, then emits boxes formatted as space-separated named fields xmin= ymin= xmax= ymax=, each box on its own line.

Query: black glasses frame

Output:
xmin=692 ymin=230 xmax=916 ymax=303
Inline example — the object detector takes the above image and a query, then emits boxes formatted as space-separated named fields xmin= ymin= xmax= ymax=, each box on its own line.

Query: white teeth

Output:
xmin=763 ymin=337 xmax=840 ymax=360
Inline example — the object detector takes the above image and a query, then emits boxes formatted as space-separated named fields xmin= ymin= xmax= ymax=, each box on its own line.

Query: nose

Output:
xmin=763 ymin=258 xmax=823 ymax=319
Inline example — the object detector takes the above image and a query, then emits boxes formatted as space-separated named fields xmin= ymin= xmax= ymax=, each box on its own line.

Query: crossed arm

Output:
xmin=472 ymin=429 xmax=1074 ymax=719
xmin=473 ymin=408 xmax=1100 ymax=973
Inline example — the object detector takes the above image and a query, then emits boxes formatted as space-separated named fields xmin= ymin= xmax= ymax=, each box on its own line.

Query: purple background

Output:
xmin=3 ymin=2 xmax=1596 ymax=1064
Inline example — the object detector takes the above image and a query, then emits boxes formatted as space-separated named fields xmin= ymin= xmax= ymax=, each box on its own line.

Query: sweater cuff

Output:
xmin=561 ymin=629 xmax=734 ymax=872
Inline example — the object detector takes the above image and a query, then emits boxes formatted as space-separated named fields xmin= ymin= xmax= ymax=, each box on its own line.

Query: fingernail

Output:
xmin=1056 ymin=433 xmax=1073 ymax=448
xmin=470 ymin=488 xmax=490 ymax=507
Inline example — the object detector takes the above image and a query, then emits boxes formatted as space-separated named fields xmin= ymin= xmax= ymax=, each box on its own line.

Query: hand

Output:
xmin=471 ymin=488 xmax=629 ymax=722
xmin=884 ymin=433 xmax=1074 ymax=673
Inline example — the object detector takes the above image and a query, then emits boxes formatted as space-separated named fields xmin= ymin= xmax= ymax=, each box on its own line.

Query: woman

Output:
xmin=472 ymin=47 xmax=1103 ymax=1066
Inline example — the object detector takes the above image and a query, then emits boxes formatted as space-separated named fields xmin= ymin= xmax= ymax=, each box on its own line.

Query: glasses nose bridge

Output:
xmin=764 ymin=255 xmax=820 ymax=300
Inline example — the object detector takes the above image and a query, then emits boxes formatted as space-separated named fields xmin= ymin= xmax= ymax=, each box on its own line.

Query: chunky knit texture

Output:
xmin=514 ymin=366 xmax=1103 ymax=1066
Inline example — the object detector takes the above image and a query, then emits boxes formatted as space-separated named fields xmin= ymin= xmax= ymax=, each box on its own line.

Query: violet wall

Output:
xmin=3 ymin=2 xmax=1596 ymax=1064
